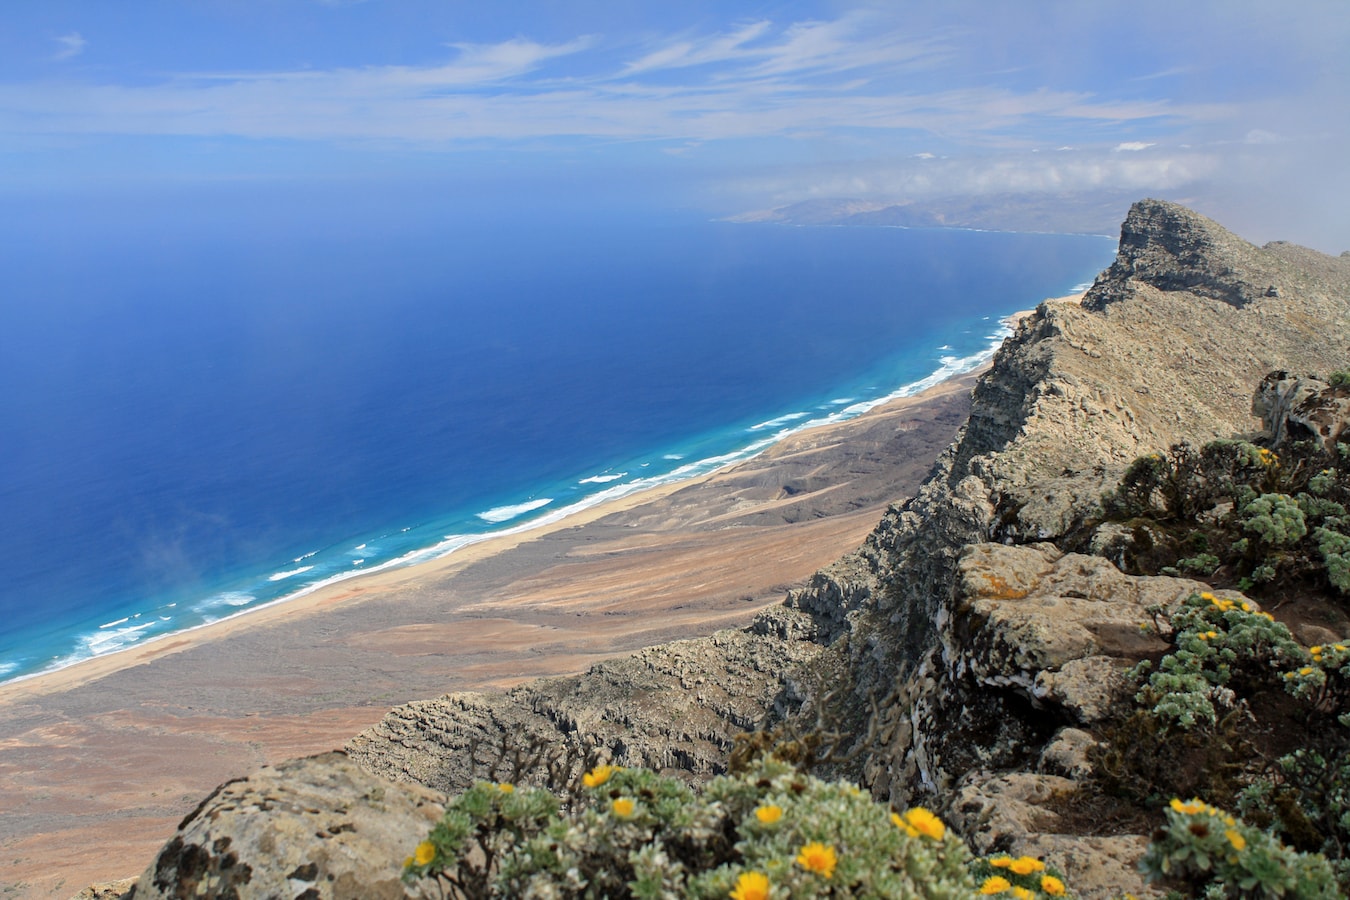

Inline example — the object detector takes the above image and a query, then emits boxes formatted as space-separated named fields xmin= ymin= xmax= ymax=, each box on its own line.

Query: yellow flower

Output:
xmin=1300 ymin=667 xmax=1315 ymax=676
xmin=414 ymin=840 xmax=436 ymax=866
xmin=989 ymin=856 xmax=1013 ymax=868
xmin=583 ymin=764 xmax=619 ymax=788
xmin=900 ymin=806 xmax=946 ymax=840
xmin=497 ymin=782 xmax=514 ymax=793
xmin=1012 ymin=888 xmax=1034 ymax=900
xmin=1170 ymin=797 xmax=1207 ymax=815
xmin=402 ymin=856 xmax=414 ymax=869
xmin=1008 ymin=856 xmax=1045 ymax=875
xmin=755 ymin=804 xmax=783 ymax=825
xmin=611 ymin=797 xmax=637 ymax=819
xmin=729 ymin=871 xmax=770 ymax=900
xmin=1310 ymin=646 xmax=1323 ymax=654
xmin=1226 ymin=828 xmax=1247 ymax=851
xmin=1041 ymin=874 xmax=1066 ymax=895
xmin=795 ymin=842 xmax=837 ymax=879
xmin=980 ymin=875 xmax=1012 ymax=894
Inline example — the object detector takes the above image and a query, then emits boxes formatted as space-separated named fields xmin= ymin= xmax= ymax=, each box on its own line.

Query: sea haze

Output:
xmin=0 ymin=191 xmax=1116 ymax=683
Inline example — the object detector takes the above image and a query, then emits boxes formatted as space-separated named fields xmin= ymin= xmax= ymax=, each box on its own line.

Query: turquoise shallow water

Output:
xmin=0 ymin=199 xmax=1115 ymax=684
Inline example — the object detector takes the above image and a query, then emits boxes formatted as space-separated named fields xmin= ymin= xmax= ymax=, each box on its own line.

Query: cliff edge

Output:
xmin=127 ymin=201 xmax=1350 ymax=898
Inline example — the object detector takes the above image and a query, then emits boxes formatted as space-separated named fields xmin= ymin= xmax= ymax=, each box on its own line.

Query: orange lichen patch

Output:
xmin=977 ymin=573 xmax=1031 ymax=600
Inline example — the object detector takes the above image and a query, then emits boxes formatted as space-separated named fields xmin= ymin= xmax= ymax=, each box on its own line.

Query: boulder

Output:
xmin=130 ymin=752 xmax=444 ymax=900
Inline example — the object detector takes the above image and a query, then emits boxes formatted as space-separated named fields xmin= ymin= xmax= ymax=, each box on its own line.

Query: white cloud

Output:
xmin=716 ymin=147 xmax=1221 ymax=209
xmin=52 ymin=32 xmax=86 ymax=62
xmin=1114 ymin=141 xmax=1156 ymax=152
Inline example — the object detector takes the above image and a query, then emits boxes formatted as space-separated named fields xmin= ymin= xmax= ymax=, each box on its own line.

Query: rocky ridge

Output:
xmin=124 ymin=201 xmax=1350 ymax=898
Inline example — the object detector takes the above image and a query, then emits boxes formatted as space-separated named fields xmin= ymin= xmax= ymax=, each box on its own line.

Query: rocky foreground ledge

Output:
xmin=118 ymin=201 xmax=1350 ymax=899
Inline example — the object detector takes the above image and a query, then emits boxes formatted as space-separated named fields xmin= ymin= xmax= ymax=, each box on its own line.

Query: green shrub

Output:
xmin=1141 ymin=798 xmax=1339 ymax=898
xmin=1132 ymin=593 xmax=1305 ymax=731
xmin=403 ymin=759 xmax=992 ymax=898
xmin=1097 ymin=436 xmax=1350 ymax=600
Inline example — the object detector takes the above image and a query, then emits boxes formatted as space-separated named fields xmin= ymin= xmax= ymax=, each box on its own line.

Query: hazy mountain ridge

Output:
xmin=726 ymin=191 xmax=1153 ymax=236
xmin=118 ymin=200 xmax=1350 ymax=899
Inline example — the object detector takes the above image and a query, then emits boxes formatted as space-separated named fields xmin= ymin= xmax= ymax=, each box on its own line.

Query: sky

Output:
xmin=2 ymin=0 xmax=1348 ymax=250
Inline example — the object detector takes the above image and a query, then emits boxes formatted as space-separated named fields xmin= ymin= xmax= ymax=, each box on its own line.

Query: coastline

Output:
xmin=0 ymin=305 xmax=1032 ymax=701
xmin=0 ymin=303 xmax=1062 ymax=898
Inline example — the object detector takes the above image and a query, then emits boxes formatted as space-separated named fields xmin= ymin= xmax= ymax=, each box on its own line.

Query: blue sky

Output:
xmin=3 ymin=0 xmax=1348 ymax=248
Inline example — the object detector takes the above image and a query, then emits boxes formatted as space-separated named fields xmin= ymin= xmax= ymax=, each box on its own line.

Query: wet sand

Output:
xmin=0 ymin=356 xmax=997 ymax=898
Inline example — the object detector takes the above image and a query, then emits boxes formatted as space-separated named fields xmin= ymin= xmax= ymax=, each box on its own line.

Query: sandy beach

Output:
xmin=0 ymin=321 xmax=1030 ymax=897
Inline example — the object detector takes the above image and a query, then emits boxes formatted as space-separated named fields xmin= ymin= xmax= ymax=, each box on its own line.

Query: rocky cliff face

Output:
xmin=128 ymin=201 xmax=1350 ymax=898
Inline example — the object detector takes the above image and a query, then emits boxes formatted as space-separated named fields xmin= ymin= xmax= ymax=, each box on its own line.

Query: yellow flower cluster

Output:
xmin=1169 ymin=797 xmax=1238 ymax=827
xmin=1197 ymin=630 xmax=1220 ymax=641
xmin=610 ymin=797 xmax=636 ymax=819
xmin=979 ymin=866 xmax=1063 ymax=896
xmin=582 ymin=764 xmax=620 ymax=788
xmin=1199 ymin=592 xmax=1251 ymax=614
xmin=730 ymin=871 xmax=770 ymax=900
xmin=891 ymin=806 xmax=946 ymax=840
xmin=1258 ymin=447 xmax=1278 ymax=465
xmin=795 ymin=842 xmax=837 ymax=879
xmin=1308 ymin=644 xmax=1345 ymax=662
xmin=989 ymin=855 xmax=1045 ymax=875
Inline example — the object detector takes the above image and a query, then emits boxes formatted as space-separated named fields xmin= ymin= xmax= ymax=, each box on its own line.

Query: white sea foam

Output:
xmin=579 ymin=472 xmax=627 ymax=484
xmin=267 ymin=565 xmax=314 ymax=582
xmin=0 ymin=661 xmax=18 ymax=678
xmin=749 ymin=412 xmax=809 ymax=431
xmin=3 ymin=310 xmax=1023 ymax=690
xmin=829 ymin=398 xmax=854 ymax=405
xmin=83 ymin=620 xmax=155 ymax=654
xmin=193 ymin=591 xmax=256 ymax=612
xmin=1070 ymin=281 xmax=1094 ymax=293
xmin=477 ymin=498 xmax=553 ymax=524
xmin=99 ymin=616 xmax=130 ymax=629
xmin=355 ymin=543 xmax=367 ymax=550
xmin=294 ymin=549 xmax=318 ymax=562
xmin=352 ymin=559 xmax=364 ymax=565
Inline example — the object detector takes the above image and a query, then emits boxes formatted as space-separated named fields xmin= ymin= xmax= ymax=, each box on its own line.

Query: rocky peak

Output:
xmin=1084 ymin=198 xmax=1281 ymax=309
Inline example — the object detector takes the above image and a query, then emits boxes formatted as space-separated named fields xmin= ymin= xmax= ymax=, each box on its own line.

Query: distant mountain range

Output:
xmin=725 ymin=190 xmax=1176 ymax=236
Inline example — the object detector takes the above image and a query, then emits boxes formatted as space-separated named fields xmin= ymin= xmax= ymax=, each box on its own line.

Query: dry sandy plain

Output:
xmin=0 ymin=359 xmax=994 ymax=899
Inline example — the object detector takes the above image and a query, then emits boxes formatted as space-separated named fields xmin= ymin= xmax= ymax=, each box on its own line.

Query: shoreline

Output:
xmin=0 ymin=301 xmax=1070 ymax=898
xmin=0 ymin=307 xmax=1032 ymax=702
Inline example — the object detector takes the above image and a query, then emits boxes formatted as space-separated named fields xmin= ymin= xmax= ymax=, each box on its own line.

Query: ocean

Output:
xmin=0 ymin=197 xmax=1116 ymax=685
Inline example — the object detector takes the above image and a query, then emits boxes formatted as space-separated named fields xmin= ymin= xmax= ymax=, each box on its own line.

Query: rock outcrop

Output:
xmin=127 ymin=200 xmax=1350 ymax=898
xmin=349 ymin=610 xmax=825 ymax=791
xmin=127 ymin=753 xmax=444 ymax=900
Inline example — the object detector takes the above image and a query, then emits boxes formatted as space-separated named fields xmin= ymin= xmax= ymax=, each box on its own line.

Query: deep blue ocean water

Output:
xmin=0 ymin=200 xmax=1115 ymax=684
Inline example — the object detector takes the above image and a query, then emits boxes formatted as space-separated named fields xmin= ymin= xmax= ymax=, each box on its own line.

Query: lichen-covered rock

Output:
xmin=952 ymin=771 xmax=1159 ymax=898
xmin=1254 ymin=370 xmax=1350 ymax=452
xmin=69 ymin=880 xmax=137 ymax=900
xmin=129 ymin=752 xmax=444 ymax=900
